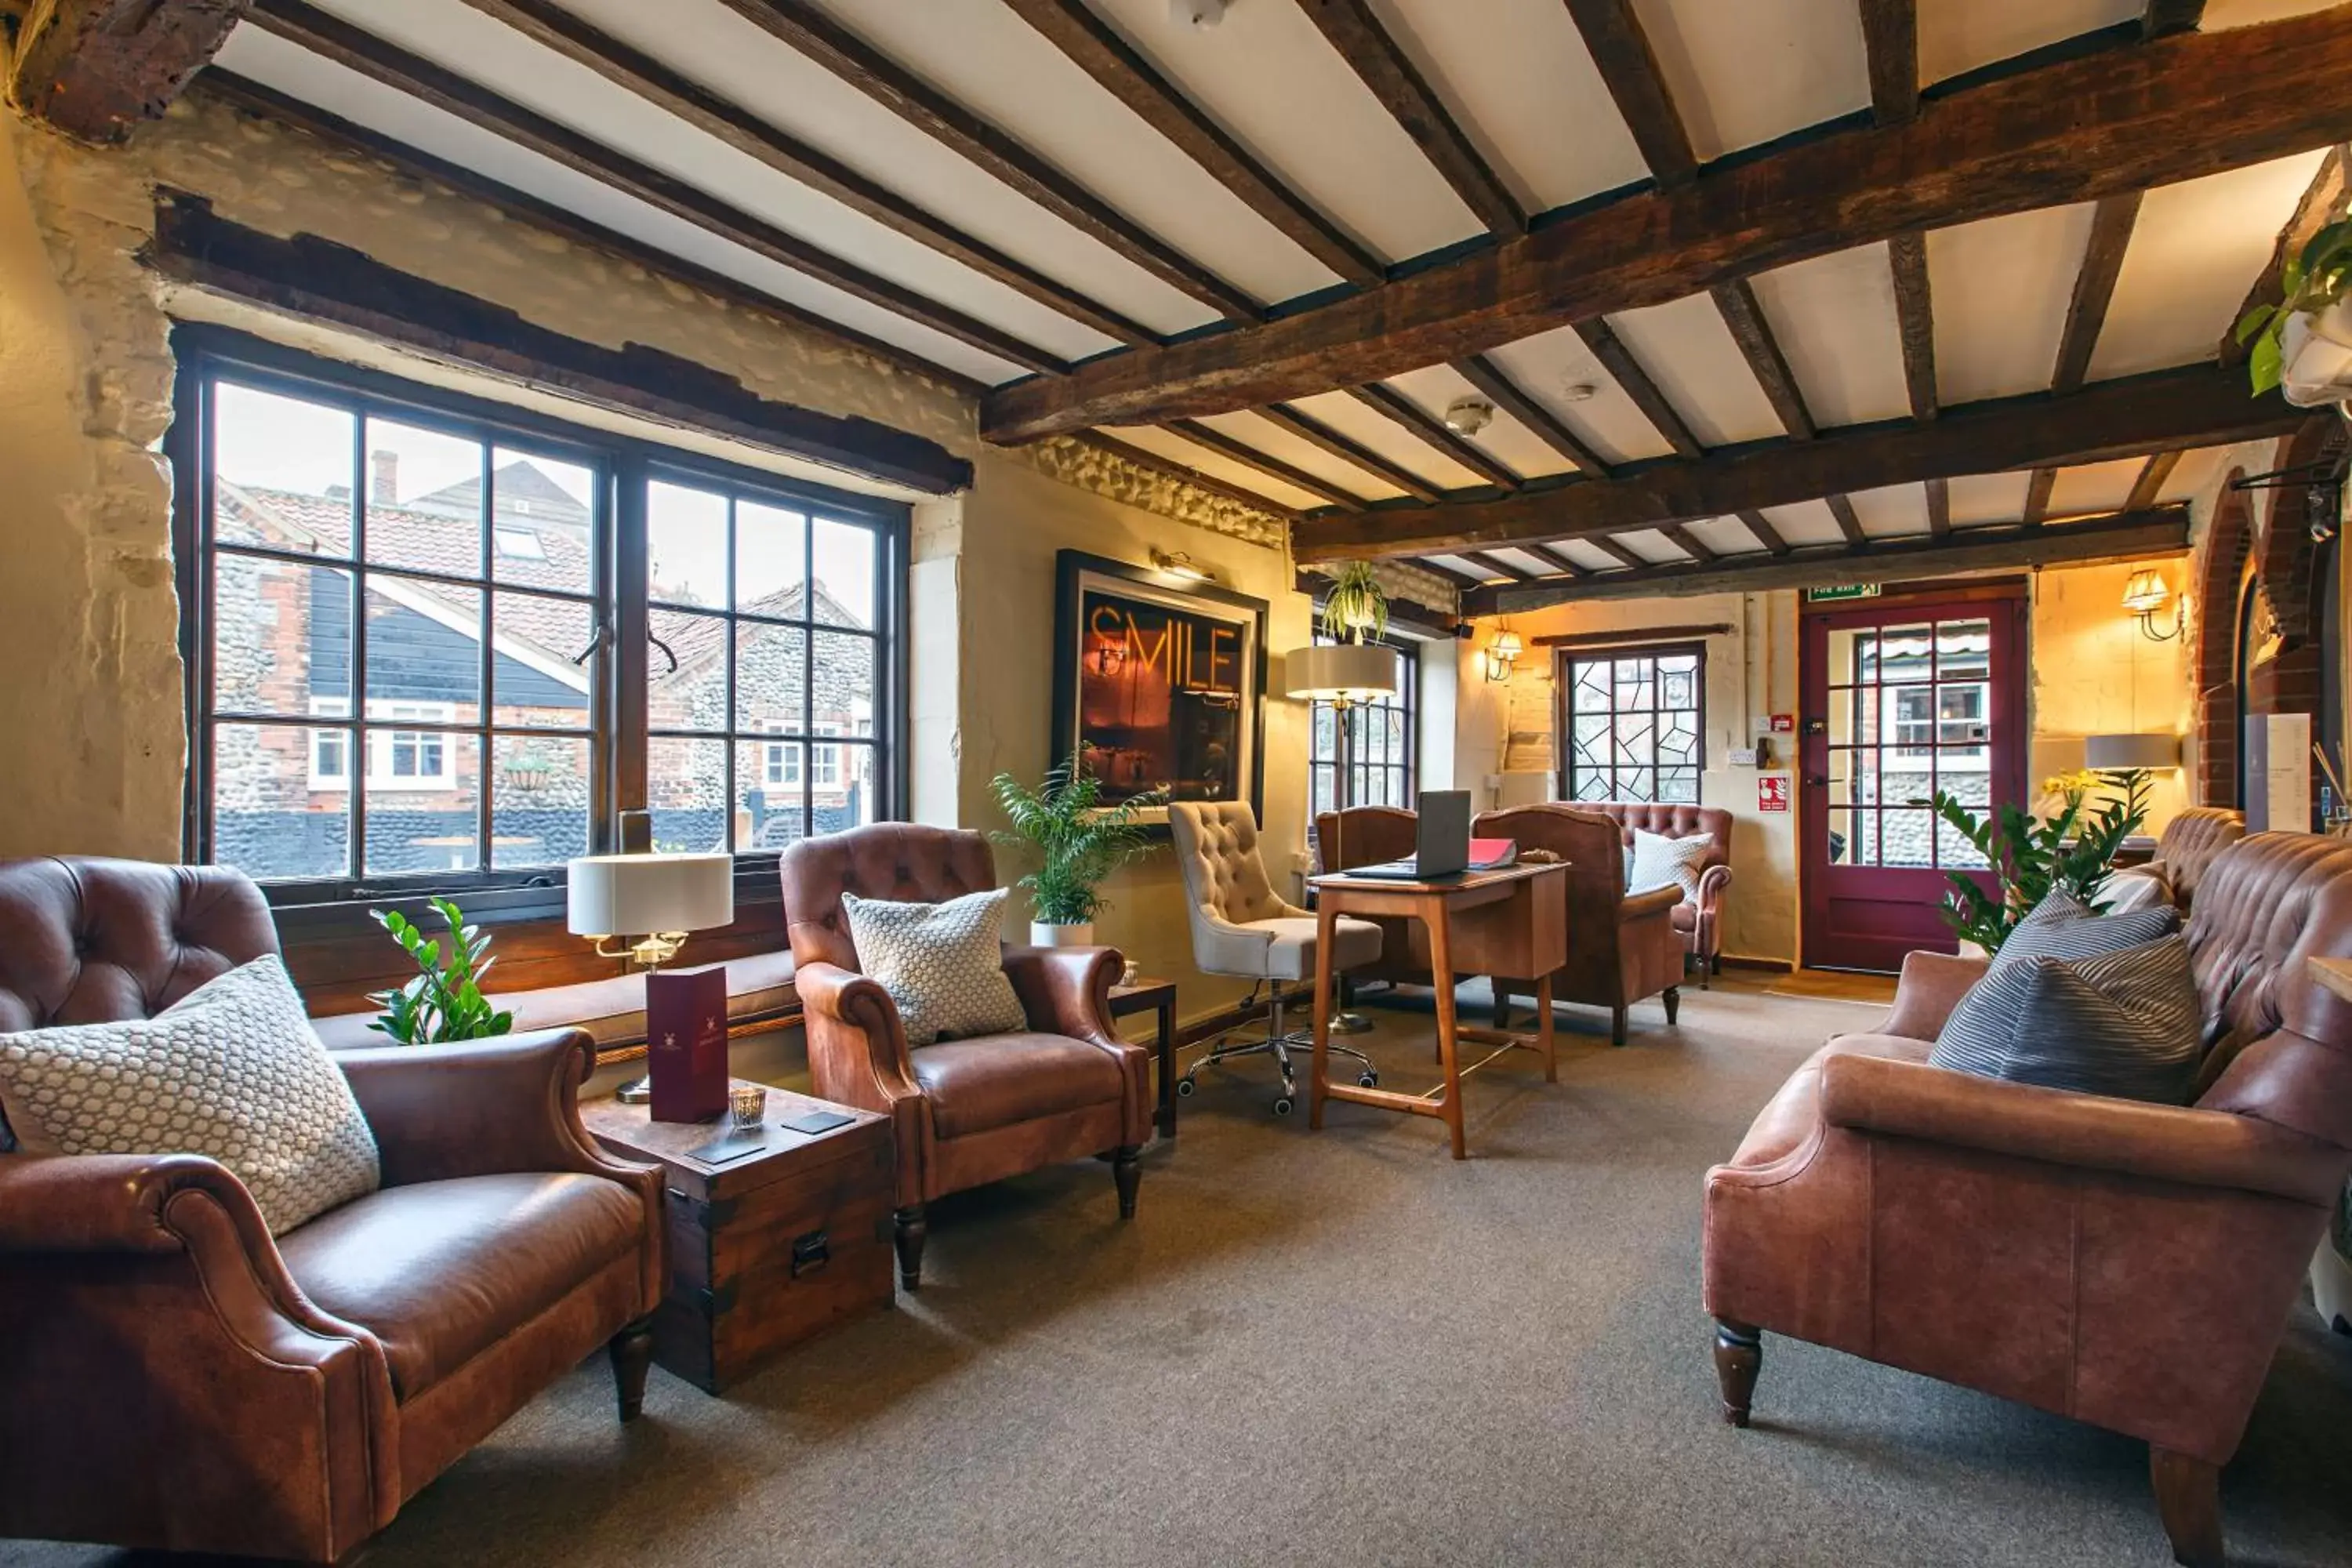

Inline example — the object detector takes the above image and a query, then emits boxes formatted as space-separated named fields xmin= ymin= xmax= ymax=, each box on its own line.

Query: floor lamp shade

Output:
xmin=2085 ymin=734 xmax=2180 ymax=771
xmin=568 ymin=853 xmax=735 ymax=936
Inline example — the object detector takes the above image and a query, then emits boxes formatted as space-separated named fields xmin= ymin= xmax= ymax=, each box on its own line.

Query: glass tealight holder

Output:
xmin=728 ymin=1083 xmax=768 ymax=1131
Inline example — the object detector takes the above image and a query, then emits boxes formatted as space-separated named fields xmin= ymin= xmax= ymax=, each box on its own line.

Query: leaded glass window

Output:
xmin=1560 ymin=644 xmax=1704 ymax=804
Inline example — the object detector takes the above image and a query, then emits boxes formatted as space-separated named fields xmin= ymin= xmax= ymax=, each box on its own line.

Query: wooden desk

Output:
xmin=1306 ymin=862 xmax=1570 ymax=1159
xmin=2310 ymin=955 xmax=2352 ymax=1004
xmin=1108 ymin=976 xmax=1179 ymax=1139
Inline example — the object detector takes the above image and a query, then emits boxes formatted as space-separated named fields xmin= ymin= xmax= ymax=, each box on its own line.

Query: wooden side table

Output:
xmin=581 ymin=1082 xmax=895 ymax=1394
xmin=1108 ymin=977 xmax=1178 ymax=1138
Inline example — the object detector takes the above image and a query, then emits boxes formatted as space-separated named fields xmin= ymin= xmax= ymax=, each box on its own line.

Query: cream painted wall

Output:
xmin=2028 ymin=557 xmax=2196 ymax=834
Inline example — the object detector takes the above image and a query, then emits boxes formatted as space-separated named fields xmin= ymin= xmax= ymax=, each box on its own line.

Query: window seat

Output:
xmin=310 ymin=949 xmax=799 ymax=1058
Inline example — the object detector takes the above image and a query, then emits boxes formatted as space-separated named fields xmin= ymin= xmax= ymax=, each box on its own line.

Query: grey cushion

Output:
xmin=1993 ymin=889 xmax=2177 ymax=969
xmin=841 ymin=888 xmax=1029 ymax=1047
xmin=1629 ymin=828 xmax=1711 ymax=902
xmin=1929 ymin=934 xmax=2201 ymax=1104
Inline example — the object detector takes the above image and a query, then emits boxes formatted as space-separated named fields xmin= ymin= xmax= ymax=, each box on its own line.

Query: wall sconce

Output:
xmin=1483 ymin=629 xmax=1523 ymax=683
xmin=2122 ymin=569 xmax=2182 ymax=642
xmin=1149 ymin=547 xmax=1213 ymax=582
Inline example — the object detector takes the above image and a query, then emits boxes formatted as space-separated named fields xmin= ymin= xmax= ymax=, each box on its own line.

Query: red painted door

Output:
xmin=1799 ymin=593 xmax=2028 ymax=974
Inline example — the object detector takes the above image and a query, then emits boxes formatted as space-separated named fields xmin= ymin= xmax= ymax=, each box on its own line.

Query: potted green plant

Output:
xmin=365 ymin=897 xmax=515 ymax=1043
xmin=990 ymin=746 xmax=1165 ymax=946
xmin=2234 ymin=217 xmax=2352 ymax=405
xmin=1322 ymin=559 xmax=1389 ymax=644
xmin=1929 ymin=768 xmax=2151 ymax=954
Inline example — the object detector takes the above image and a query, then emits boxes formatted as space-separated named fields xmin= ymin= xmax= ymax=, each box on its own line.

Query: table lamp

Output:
xmin=568 ymin=851 xmax=735 ymax=1105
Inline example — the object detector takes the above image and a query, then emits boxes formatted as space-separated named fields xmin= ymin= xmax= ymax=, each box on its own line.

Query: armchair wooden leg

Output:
xmin=1701 ymin=951 xmax=1712 ymax=990
xmin=1713 ymin=1318 xmax=1762 ymax=1428
xmin=1112 ymin=1145 xmax=1141 ymax=1219
xmin=2150 ymin=1448 xmax=2226 ymax=1568
xmin=1611 ymin=1003 xmax=1628 ymax=1047
xmin=608 ymin=1316 xmax=654 ymax=1422
xmin=894 ymin=1204 xmax=928 ymax=1291
xmin=1664 ymin=986 xmax=1681 ymax=1026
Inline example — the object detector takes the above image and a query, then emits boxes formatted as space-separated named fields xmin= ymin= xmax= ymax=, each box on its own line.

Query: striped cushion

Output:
xmin=1929 ymin=934 xmax=2201 ymax=1104
xmin=1992 ymin=889 xmax=2177 ymax=969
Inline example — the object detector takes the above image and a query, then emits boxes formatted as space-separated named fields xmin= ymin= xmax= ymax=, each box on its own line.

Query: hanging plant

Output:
xmin=2234 ymin=218 xmax=2352 ymax=397
xmin=1319 ymin=560 xmax=1389 ymax=646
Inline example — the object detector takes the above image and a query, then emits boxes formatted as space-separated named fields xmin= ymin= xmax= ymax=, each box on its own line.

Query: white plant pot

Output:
xmin=2312 ymin=1240 xmax=2352 ymax=1335
xmin=1029 ymin=920 xmax=1096 ymax=948
xmin=2278 ymin=298 xmax=2352 ymax=408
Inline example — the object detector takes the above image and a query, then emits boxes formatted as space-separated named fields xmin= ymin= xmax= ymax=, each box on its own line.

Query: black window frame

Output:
xmin=1556 ymin=640 xmax=1708 ymax=804
xmin=1307 ymin=632 xmax=1419 ymax=814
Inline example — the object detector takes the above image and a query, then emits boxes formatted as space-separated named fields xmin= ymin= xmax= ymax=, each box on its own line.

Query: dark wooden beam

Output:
xmin=1297 ymin=568 xmax=1460 ymax=633
xmin=2053 ymin=192 xmax=2142 ymax=393
xmin=1926 ymin=475 xmax=1952 ymax=536
xmin=2225 ymin=143 xmax=2349 ymax=365
xmin=1661 ymin=521 xmax=1719 ymax=562
xmin=1535 ymin=622 xmax=1730 ymax=647
xmin=1293 ymin=365 xmax=2304 ymax=561
xmin=1451 ymin=355 xmax=1611 ymax=476
xmin=1561 ymin=0 xmax=1697 ymax=188
xmin=1584 ymin=535 xmax=1646 ymax=571
xmin=1256 ymin=404 xmax=1442 ymax=501
xmin=1474 ymin=509 xmax=2190 ymax=612
xmin=1859 ymin=0 xmax=1918 ymax=125
xmin=1346 ymin=383 xmax=1523 ymax=490
xmin=151 ymin=193 xmax=975 ymax=495
xmin=1573 ymin=317 xmax=1703 ymax=459
xmin=2125 ymin=450 xmax=2182 ymax=511
xmin=1462 ymin=550 xmax=1537 ymax=582
xmin=454 ymin=0 xmax=1151 ymax=347
xmin=1298 ymin=0 xmax=1523 ymax=236
xmin=9 ymin=0 xmax=246 ymax=143
xmin=2021 ymin=466 xmax=2057 ymax=525
xmin=998 ymin=0 xmax=1381 ymax=286
xmin=248 ymin=0 xmax=1065 ymax=376
xmin=1738 ymin=510 xmax=1792 ymax=556
xmin=982 ymin=13 xmax=2352 ymax=441
xmin=1166 ymin=419 xmax=1368 ymax=510
xmin=1712 ymin=279 xmax=1817 ymax=440
xmin=1080 ymin=432 xmax=1303 ymax=521
xmin=1531 ymin=545 xmax=1588 ymax=577
xmin=1889 ymin=230 xmax=1938 ymax=420
xmin=2143 ymin=2 xmax=2205 ymax=39
xmin=1414 ymin=555 xmax=1494 ymax=586
xmin=1825 ymin=494 xmax=1869 ymax=545
xmin=710 ymin=0 xmax=1258 ymax=321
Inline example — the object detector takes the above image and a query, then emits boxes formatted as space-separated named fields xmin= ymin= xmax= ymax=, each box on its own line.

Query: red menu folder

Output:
xmin=647 ymin=967 xmax=728 ymax=1123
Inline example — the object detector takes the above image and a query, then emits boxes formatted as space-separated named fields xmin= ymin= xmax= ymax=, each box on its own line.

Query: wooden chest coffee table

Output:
xmin=581 ymin=1082 xmax=895 ymax=1394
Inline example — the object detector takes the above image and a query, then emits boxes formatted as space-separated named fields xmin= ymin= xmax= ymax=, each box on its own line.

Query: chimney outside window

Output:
xmin=370 ymin=449 xmax=399 ymax=506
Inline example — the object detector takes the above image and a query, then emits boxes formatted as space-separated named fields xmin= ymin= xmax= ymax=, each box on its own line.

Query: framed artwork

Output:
xmin=1051 ymin=550 xmax=1266 ymax=831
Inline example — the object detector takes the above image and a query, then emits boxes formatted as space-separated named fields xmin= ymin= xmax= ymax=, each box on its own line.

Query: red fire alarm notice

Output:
xmin=1758 ymin=775 xmax=1791 ymax=813
xmin=1769 ymin=713 xmax=1795 ymax=734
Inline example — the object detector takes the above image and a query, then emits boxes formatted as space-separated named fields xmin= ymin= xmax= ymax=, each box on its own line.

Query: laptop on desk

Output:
xmin=1343 ymin=790 xmax=1515 ymax=881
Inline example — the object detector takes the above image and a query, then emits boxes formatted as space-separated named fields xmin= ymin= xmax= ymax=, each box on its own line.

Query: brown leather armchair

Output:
xmin=1577 ymin=800 xmax=1734 ymax=986
xmin=1476 ymin=804 xmax=1684 ymax=1046
xmin=2147 ymin=805 xmax=2248 ymax=912
xmin=1704 ymin=832 xmax=2352 ymax=1567
xmin=0 ymin=856 xmax=663 ymax=1565
xmin=1316 ymin=805 xmax=1430 ymax=987
xmin=780 ymin=824 xmax=1152 ymax=1289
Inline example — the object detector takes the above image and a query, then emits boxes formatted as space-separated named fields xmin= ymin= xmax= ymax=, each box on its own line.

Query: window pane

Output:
xmin=1826 ymin=807 xmax=1854 ymax=866
xmin=737 ymin=500 xmax=805 ymax=616
xmin=649 ymin=608 xmax=728 ymax=732
xmin=214 ymin=556 xmax=351 ymax=717
xmin=812 ymin=517 xmax=876 ymax=629
xmin=1312 ymin=764 xmax=1335 ymax=817
xmin=492 ymin=448 xmax=593 ymax=593
xmin=365 ymin=419 xmax=483 ymax=575
xmin=213 ymin=383 xmax=354 ymax=557
xmin=648 ymin=481 xmax=728 ymax=608
xmin=818 ymin=742 xmax=878 ymax=837
xmin=736 ymin=622 xmax=809 ymax=734
xmin=365 ymin=733 xmax=480 ymax=875
xmin=492 ymin=735 xmax=590 ymax=869
xmin=1312 ymin=704 xmax=1336 ymax=762
xmin=812 ymin=630 xmax=877 ymax=746
xmin=492 ymin=591 xmax=593 ymax=729
xmin=1881 ymin=809 xmax=1933 ymax=868
xmin=365 ymin=578 xmax=481 ymax=724
xmin=212 ymin=723 xmax=349 ymax=880
xmin=648 ymin=737 xmax=727 ymax=852
xmin=735 ymin=739 xmax=805 ymax=851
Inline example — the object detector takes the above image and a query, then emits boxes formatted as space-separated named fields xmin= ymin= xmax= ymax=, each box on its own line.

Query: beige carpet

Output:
xmin=9 ymin=975 xmax=2349 ymax=1568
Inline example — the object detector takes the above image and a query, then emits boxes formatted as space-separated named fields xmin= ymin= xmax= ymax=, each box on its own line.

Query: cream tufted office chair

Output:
xmin=1167 ymin=800 xmax=1385 ymax=1116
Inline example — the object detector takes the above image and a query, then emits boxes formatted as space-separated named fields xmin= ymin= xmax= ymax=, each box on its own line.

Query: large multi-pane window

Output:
xmin=176 ymin=336 xmax=904 ymax=899
xmin=1308 ymin=637 xmax=1416 ymax=815
xmin=1560 ymin=644 xmax=1705 ymax=804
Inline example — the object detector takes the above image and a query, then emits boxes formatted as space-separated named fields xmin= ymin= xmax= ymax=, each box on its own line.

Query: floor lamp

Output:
xmin=1286 ymin=641 xmax=1401 ymax=1036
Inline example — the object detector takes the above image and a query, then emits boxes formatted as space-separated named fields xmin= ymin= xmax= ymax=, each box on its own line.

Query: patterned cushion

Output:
xmin=1929 ymin=935 xmax=2201 ymax=1103
xmin=1994 ymin=889 xmax=2177 ymax=969
xmin=0 ymin=956 xmax=379 ymax=1235
xmin=843 ymin=887 xmax=1029 ymax=1048
xmin=1629 ymin=828 xmax=1712 ymax=902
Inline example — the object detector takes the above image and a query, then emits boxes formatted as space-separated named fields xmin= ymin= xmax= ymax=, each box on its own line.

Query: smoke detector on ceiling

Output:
xmin=1171 ymin=0 xmax=1229 ymax=27
xmin=1443 ymin=396 xmax=1495 ymax=437
xmin=1561 ymin=382 xmax=1600 ymax=403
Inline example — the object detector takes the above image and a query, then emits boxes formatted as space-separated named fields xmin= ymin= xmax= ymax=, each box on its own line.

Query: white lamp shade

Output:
xmin=2085 ymin=733 xmax=2180 ymax=771
xmin=1284 ymin=642 xmax=1399 ymax=702
xmin=567 ymin=853 xmax=735 ymax=936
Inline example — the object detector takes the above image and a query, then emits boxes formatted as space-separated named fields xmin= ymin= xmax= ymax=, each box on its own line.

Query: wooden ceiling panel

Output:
xmin=1682 ymin=515 xmax=1773 ymax=557
xmin=1549 ymin=538 xmax=1629 ymax=572
xmin=1846 ymin=481 xmax=1934 ymax=537
xmin=2159 ymin=445 xmax=2231 ymax=502
xmin=2087 ymin=147 xmax=2335 ymax=382
xmin=1947 ymin=470 xmax=2034 ymax=524
xmin=1381 ymin=365 xmax=1576 ymax=480
xmin=1745 ymin=242 xmax=1915 ymax=429
xmin=1610 ymin=528 xmax=1688 ymax=564
xmin=1421 ymin=552 xmax=1508 ymax=583
xmin=1625 ymin=0 xmax=1870 ymax=161
xmin=1097 ymin=423 xmax=1332 ymax=510
xmin=1755 ymin=499 xmax=1848 ymax=548
xmin=1605 ymin=294 xmax=1786 ymax=447
xmin=2048 ymin=456 xmax=2151 ymax=517
xmin=1187 ymin=408 xmax=1409 ymax=502
xmin=1926 ymin=203 xmax=2098 ymax=403
xmin=1915 ymin=0 xmax=2138 ymax=87
xmin=1279 ymin=390 xmax=1489 ymax=490
xmin=1486 ymin=545 xmax=1569 ymax=577
xmin=1481 ymin=322 xmax=1678 ymax=466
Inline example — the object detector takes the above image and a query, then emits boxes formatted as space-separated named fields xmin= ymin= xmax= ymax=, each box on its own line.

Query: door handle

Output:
xmin=1805 ymin=775 xmax=1828 ymax=788
xmin=1801 ymin=717 xmax=1827 ymax=736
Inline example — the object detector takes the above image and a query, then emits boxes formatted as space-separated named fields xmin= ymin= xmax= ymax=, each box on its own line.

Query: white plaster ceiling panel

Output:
xmin=551 ymin=0 xmax=1222 ymax=339
xmin=1087 ymin=0 xmax=1479 ymax=263
xmin=1552 ymin=539 xmax=1628 ymax=572
xmin=1757 ymin=499 xmax=1846 ymax=548
xmin=1947 ymin=471 xmax=2033 ymax=525
xmin=2205 ymin=0 xmax=2349 ymax=27
xmin=1915 ymin=0 xmax=2139 ymax=87
xmin=1627 ymin=0 xmax=1869 ymax=162
xmin=1847 ymin=482 xmax=1931 ymax=538
xmin=1687 ymin=515 xmax=1770 ymax=556
xmin=2049 ymin=458 xmax=2149 ymax=518
xmin=1381 ymin=365 xmax=1577 ymax=480
xmin=1746 ymin=243 xmax=1913 ymax=430
xmin=798 ymin=0 xmax=1340 ymax=304
xmin=1605 ymin=295 xmax=1787 ymax=447
xmin=214 ymin=26 xmax=1032 ymax=385
xmin=1281 ymin=391 xmax=1489 ymax=491
xmin=1098 ymin=424 xmax=1327 ymax=510
xmin=2086 ymin=148 xmax=2334 ymax=383
xmin=1488 ymin=546 xmax=1565 ymax=577
xmin=1927 ymin=204 xmax=2098 ymax=405
xmin=1422 ymin=552 xmax=1511 ymax=582
xmin=1483 ymin=323 xmax=1678 ymax=465
xmin=1612 ymin=528 xmax=1686 ymax=564
xmin=2161 ymin=447 xmax=2232 ymax=504
xmin=1363 ymin=0 xmax=1650 ymax=214
xmin=1189 ymin=409 xmax=1406 ymax=502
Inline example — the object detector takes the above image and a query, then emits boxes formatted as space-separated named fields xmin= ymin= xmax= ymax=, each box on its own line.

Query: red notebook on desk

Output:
xmin=648 ymin=967 xmax=728 ymax=1123
xmin=1467 ymin=837 xmax=1517 ymax=871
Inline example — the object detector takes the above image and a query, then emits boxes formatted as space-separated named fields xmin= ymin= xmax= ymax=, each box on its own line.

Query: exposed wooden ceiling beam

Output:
xmin=1474 ymin=509 xmax=2190 ymax=612
xmin=710 ymin=0 xmax=1258 ymax=322
xmin=1165 ymin=418 xmax=1367 ymax=511
xmin=1346 ymin=384 xmax=1523 ymax=491
xmin=2225 ymin=143 xmax=2349 ymax=365
xmin=1859 ymin=0 xmax=1918 ymax=126
xmin=2053 ymin=192 xmax=2142 ymax=393
xmin=1583 ymin=535 xmax=1646 ymax=571
xmin=1560 ymin=0 xmax=1697 ymax=189
xmin=1661 ymin=522 xmax=1718 ymax=563
xmin=1451 ymin=355 xmax=1611 ymax=476
xmin=1737 ymin=510 xmax=1792 ymax=557
xmin=248 ymin=0 xmax=1066 ymax=376
xmin=1573 ymin=317 xmax=1702 ymax=459
xmin=2125 ymin=450 xmax=2182 ymax=511
xmin=2143 ymin=2 xmax=2206 ymax=39
xmin=997 ymin=0 xmax=1381 ymax=286
xmin=1254 ymin=404 xmax=1442 ymax=502
xmin=1535 ymin=622 xmax=1731 ymax=647
xmin=1531 ymin=545 xmax=1588 ymax=577
xmin=1889 ymin=231 xmax=1938 ymax=420
xmin=1825 ymin=494 xmax=1868 ymax=546
xmin=1712 ymin=279 xmax=1817 ymax=440
xmin=1080 ymin=432 xmax=1303 ymax=521
xmin=1298 ymin=0 xmax=1523 ymax=237
xmin=1926 ymin=476 xmax=1952 ymax=536
xmin=1462 ymin=550 xmax=1537 ymax=582
xmin=2021 ymin=467 xmax=2057 ymax=525
xmin=454 ymin=0 xmax=1150 ymax=347
xmin=7 ymin=0 xmax=246 ymax=143
xmin=1414 ymin=555 xmax=1494 ymax=586
xmin=1293 ymin=365 xmax=2302 ymax=561
xmin=982 ymin=13 xmax=2352 ymax=442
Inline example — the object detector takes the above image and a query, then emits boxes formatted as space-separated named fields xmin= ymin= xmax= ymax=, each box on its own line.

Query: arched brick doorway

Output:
xmin=2195 ymin=476 xmax=2255 ymax=808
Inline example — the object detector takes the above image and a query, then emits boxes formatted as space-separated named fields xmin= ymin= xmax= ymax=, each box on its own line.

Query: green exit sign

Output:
xmin=1806 ymin=584 xmax=1882 ymax=603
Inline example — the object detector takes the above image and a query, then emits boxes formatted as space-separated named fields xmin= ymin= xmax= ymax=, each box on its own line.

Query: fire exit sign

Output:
xmin=1805 ymin=584 xmax=1881 ymax=603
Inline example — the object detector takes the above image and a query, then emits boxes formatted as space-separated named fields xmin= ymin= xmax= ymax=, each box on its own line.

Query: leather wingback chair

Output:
xmin=1576 ymin=801 xmax=1735 ymax=985
xmin=779 ymin=824 xmax=1152 ymax=1288
xmin=0 ymin=857 xmax=663 ymax=1565
xmin=1315 ymin=805 xmax=1430 ymax=987
xmin=1704 ymin=833 xmax=2352 ymax=1568
xmin=1475 ymin=804 xmax=1683 ymax=1046
xmin=2151 ymin=806 xmax=2248 ymax=911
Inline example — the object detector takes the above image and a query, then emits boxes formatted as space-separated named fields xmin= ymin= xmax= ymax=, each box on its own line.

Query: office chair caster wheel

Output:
xmin=1175 ymin=1076 xmax=1196 ymax=1098
xmin=1270 ymin=1094 xmax=1294 ymax=1116
xmin=1357 ymin=1070 xmax=1379 ymax=1087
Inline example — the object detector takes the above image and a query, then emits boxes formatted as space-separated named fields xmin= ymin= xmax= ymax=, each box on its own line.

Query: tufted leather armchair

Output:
xmin=1476 ymin=804 xmax=1684 ymax=1046
xmin=1704 ymin=833 xmax=2352 ymax=1567
xmin=779 ymin=824 xmax=1152 ymax=1289
xmin=0 ymin=856 xmax=664 ymax=1565
xmin=1573 ymin=801 xmax=1734 ymax=986
xmin=2146 ymin=806 xmax=2248 ymax=913
xmin=1315 ymin=806 xmax=1431 ymax=988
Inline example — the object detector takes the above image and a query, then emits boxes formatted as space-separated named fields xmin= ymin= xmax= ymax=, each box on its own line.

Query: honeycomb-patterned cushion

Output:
xmin=0 ymin=955 xmax=379 ymax=1235
xmin=841 ymin=887 xmax=1029 ymax=1048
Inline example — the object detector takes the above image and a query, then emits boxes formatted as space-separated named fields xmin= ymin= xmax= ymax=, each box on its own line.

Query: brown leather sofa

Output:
xmin=1316 ymin=804 xmax=1431 ymax=987
xmin=1704 ymin=832 xmax=2352 ymax=1567
xmin=780 ymin=824 xmax=1152 ymax=1289
xmin=1575 ymin=800 xmax=1734 ymax=986
xmin=0 ymin=856 xmax=664 ymax=1564
xmin=1475 ymin=804 xmax=1684 ymax=1046
xmin=2143 ymin=805 xmax=2249 ymax=912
